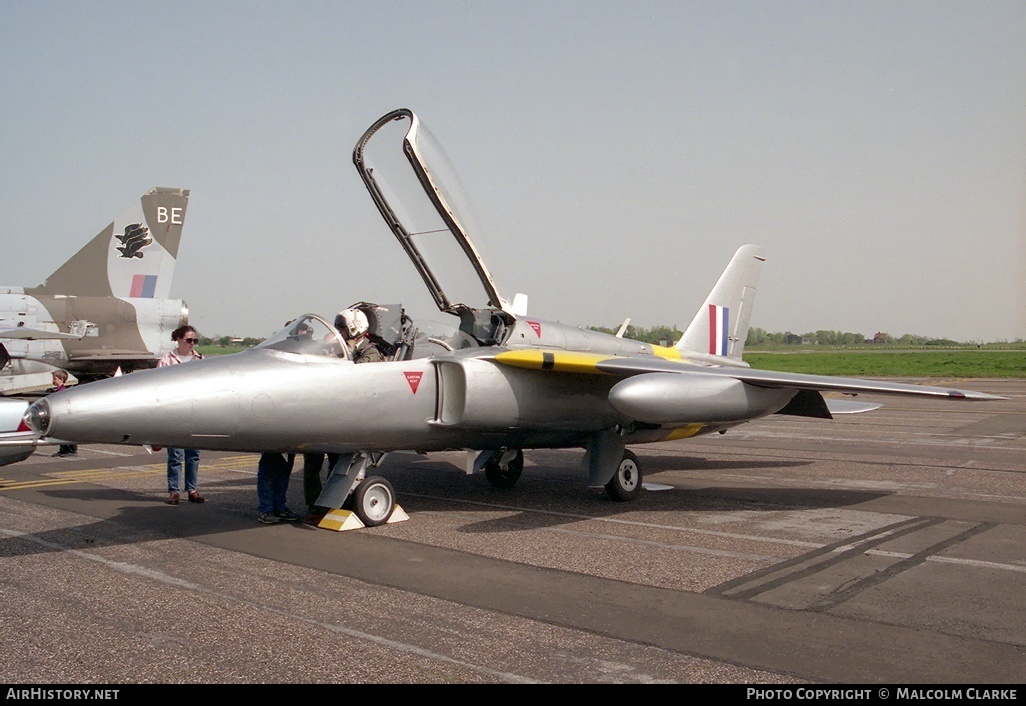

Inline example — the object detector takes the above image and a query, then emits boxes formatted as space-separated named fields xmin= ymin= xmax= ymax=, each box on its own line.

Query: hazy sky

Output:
xmin=2 ymin=1 xmax=1023 ymax=342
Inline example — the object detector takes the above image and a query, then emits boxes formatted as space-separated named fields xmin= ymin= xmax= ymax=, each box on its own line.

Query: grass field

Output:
xmin=196 ymin=345 xmax=248 ymax=357
xmin=743 ymin=349 xmax=1025 ymax=378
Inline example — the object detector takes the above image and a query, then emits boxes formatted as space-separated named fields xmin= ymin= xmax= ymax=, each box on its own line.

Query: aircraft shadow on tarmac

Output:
xmin=0 ymin=476 xmax=320 ymax=558
xmin=378 ymin=456 xmax=891 ymax=534
xmin=2 ymin=451 xmax=890 ymax=552
xmin=630 ymin=453 xmax=810 ymax=473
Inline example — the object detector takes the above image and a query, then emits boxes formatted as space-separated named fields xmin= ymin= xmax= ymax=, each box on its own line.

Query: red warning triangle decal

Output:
xmin=528 ymin=320 xmax=542 ymax=337
xmin=404 ymin=371 xmax=423 ymax=394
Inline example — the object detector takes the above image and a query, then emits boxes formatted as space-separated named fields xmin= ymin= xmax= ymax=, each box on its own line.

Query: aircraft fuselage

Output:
xmin=35 ymin=348 xmax=613 ymax=453
xmin=33 ymin=325 xmax=801 ymax=457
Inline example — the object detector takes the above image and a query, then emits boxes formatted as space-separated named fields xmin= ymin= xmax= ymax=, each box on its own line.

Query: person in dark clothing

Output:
xmin=257 ymin=452 xmax=300 ymax=524
xmin=302 ymin=452 xmax=341 ymax=525
xmin=336 ymin=308 xmax=384 ymax=364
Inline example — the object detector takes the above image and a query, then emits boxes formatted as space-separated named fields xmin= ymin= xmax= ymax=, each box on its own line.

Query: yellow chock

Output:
xmin=386 ymin=504 xmax=409 ymax=524
xmin=318 ymin=509 xmax=365 ymax=532
xmin=317 ymin=505 xmax=409 ymax=531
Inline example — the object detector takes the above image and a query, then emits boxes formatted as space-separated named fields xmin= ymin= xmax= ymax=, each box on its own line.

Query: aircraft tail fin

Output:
xmin=676 ymin=244 xmax=765 ymax=362
xmin=26 ymin=187 xmax=190 ymax=300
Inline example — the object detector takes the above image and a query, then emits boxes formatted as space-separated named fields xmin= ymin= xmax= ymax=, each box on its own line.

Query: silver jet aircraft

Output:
xmin=20 ymin=110 xmax=1002 ymax=526
xmin=1 ymin=187 xmax=191 ymax=395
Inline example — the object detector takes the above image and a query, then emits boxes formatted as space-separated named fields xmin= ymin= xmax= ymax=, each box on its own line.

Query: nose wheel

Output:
xmin=352 ymin=476 xmax=396 ymax=527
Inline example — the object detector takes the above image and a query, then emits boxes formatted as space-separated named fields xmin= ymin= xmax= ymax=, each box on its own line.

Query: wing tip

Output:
xmin=948 ymin=390 xmax=1008 ymax=401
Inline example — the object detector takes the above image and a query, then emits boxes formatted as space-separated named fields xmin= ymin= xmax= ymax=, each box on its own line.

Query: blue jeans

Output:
xmin=167 ymin=448 xmax=200 ymax=493
xmin=257 ymin=453 xmax=295 ymax=514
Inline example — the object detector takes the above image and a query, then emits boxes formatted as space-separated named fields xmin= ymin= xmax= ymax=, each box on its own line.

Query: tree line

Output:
xmin=589 ymin=325 xmax=969 ymax=347
xmin=744 ymin=328 xmax=967 ymax=346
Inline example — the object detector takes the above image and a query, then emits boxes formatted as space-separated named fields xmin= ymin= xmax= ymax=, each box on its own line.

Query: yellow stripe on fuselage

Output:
xmin=495 ymin=346 xmax=684 ymax=373
xmin=493 ymin=350 xmax=614 ymax=374
xmin=651 ymin=345 xmax=683 ymax=360
xmin=661 ymin=423 xmax=705 ymax=440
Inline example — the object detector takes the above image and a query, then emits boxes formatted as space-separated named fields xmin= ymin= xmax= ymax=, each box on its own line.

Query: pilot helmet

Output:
xmin=336 ymin=308 xmax=369 ymax=339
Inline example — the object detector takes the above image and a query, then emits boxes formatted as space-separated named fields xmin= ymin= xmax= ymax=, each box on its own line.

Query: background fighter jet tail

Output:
xmin=676 ymin=244 xmax=765 ymax=363
xmin=1 ymin=187 xmax=191 ymax=394
xmin=25 ymin=187 xmax=190 ymax=301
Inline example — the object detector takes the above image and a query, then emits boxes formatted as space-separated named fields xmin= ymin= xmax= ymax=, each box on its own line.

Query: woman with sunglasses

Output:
xmin=157 ymin=325 xmax=206 ymax=506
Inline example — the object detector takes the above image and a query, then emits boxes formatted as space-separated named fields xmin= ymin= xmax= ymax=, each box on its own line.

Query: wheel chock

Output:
xmin=317 ymin=505 xmax=410 ymax=531
xmin=317 ymin=509 xmax=365 ymax=532
xmin=386 ymin=504 xmax=409 ymax=524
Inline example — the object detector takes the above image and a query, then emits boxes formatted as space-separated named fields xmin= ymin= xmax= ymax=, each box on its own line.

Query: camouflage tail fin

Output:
xmin=26 ymin=187 xmax=190 ymax=300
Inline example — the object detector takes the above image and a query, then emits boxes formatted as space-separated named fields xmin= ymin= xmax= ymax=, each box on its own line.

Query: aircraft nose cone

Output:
xmin=24 ymin=399 xmax=51 ymax=436
xmin=35 ymin=355 xmax=241 ymax=448
xmin=37 ymin=373 xmax=157 ymax=445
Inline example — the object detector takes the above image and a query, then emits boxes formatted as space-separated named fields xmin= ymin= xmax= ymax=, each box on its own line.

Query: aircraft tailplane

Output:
xmin=676 ymin=244 xmax=765 ymax=362
xmin=26 ymin=187 xmax=190 ymax=301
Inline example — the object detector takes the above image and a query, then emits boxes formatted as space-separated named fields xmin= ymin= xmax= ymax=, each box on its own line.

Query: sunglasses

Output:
xmin=183 ymin=337 xmax=199 ymax=343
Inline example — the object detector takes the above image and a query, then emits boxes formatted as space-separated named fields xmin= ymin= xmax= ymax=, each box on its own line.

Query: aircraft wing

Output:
xmin=491 ymin=350 xmax=1006 ymax=401
xmin=0 ymin=327 xmax=83 ymax=341
xmin=66 ymin=350 xmax=159 ymax=362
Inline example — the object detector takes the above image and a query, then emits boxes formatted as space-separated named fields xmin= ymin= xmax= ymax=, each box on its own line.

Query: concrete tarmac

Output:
xmin=0 ymin=378 xmax=1023 ymax=684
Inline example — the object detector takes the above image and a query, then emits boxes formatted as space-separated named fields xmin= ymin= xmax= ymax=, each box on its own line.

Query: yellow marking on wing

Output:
xmin=661 ymin=423 xmax=705 ymax=441
xmin=651 ymin=345 xmax=683 ymax=360
xmin=493 ymin=350 xmax=614 ymax=374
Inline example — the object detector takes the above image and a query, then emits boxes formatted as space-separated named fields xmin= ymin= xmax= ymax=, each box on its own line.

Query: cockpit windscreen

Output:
xmin=255 ymin=314 xmax=348 ymax=359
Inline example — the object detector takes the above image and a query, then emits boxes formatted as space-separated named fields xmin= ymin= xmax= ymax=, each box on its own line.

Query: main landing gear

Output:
xmin=604 ymin=450 xmax=642 ymax=501
xmin=480 ymin=447 xmax=644 ymax=502
xmin=483 ymin=449 xmax=524 ymax=489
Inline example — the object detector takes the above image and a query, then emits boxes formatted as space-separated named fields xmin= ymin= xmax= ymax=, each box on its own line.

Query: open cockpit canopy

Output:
xmin=354 ymin=109 xmax=515 ymax=345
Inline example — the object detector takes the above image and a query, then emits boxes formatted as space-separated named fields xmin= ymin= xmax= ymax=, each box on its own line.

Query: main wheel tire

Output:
xmin=605 ymin=450 xmax=642 ymax=501
xmin=352 ymin=476 xmax=395 ymax=527
xmin=484 ymin=449 xmax=524 ymax=489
